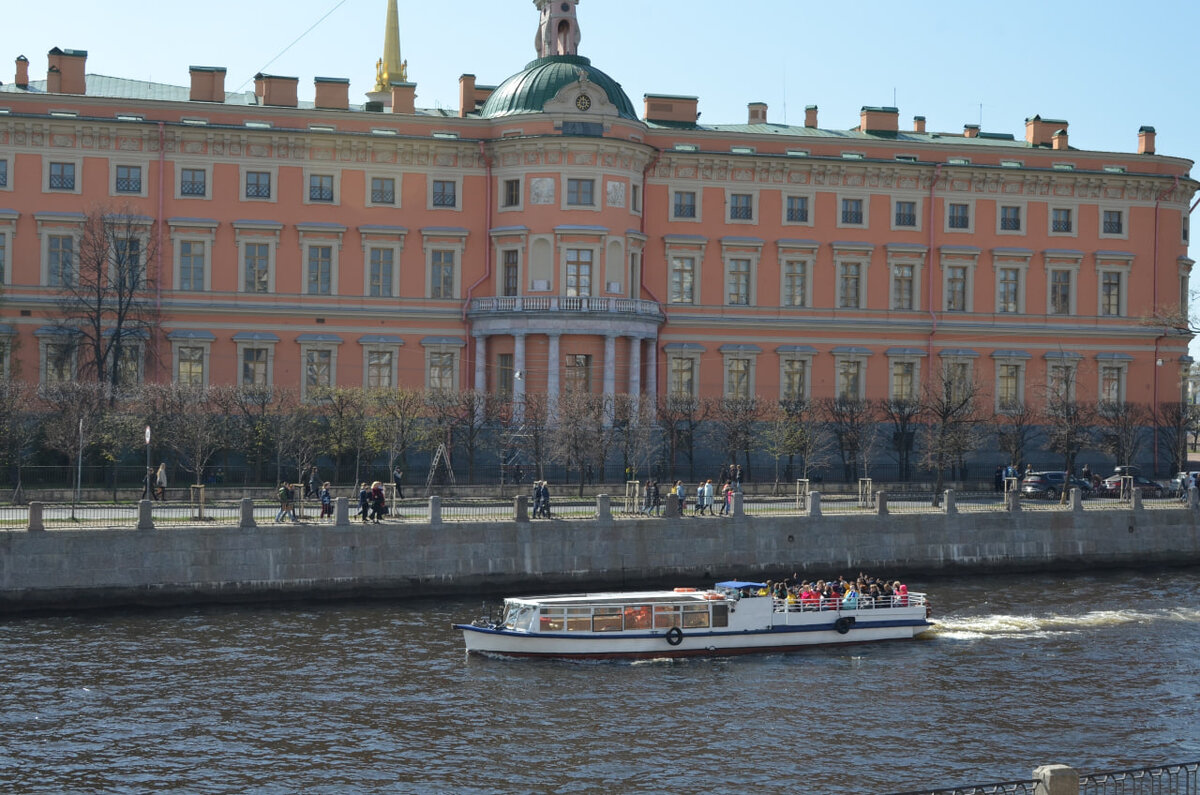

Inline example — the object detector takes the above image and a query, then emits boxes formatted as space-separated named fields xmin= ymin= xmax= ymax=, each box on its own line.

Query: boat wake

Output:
xmin=932 ymin=607 xmax=1200 ymax=640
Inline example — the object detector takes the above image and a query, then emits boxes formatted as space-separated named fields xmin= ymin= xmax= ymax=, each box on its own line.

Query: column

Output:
xmin=473 ymin=334 xmax=486 ymax=393
xmin=513 ymin=332 xmax=527 ymax=424
xmin=628 ymin=336 xmax=642 ymax=414
xmin=547 ymin=332 xmax=561 ymax=425
xmin=603 ymin=334 xmax=617 ymax=427
xmin=646 ymin=335 xmax=658 ymax=421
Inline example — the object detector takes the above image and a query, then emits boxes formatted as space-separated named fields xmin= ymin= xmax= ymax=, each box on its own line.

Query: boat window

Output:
xmin=623 ymin=605 xmax=652 ymax=630
xmin=539 ymin=607 xmax=566 ymax=632
xmin=566 ymin=607 xmax=592 ymax=632
xmin=711 ymin=604 xmax=729 ymax=627
xmin=653 ymin=605 xmax=681 ymax=629
xmin=592 ymin=607 xmax=623 ymax=632
xmin=682 ymin=604 xmax=710 ymax=629
xmin=504 ymin=605 xmax=536 ymax=631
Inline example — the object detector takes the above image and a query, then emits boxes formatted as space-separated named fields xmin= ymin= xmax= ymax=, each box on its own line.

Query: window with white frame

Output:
xmin=669 ymin=356 xmax=697 ymax=398
xmin=178 ymin=165 xmax=209 ymax=199
xmin=432 ymin=179 xmax=458 ymax=209
xmin=235 ymin=222 xmax=280 ymax=293
xmin=840 ymin=197 xmax=864 ymax=226
xmin=178 ymin=240 xmax=207 ymax=292
xmin=371 ymin=176 xmax=397 ymax=206
xmin=0 ymin=232 xmax=7 ymax=284
xmin=1100 ymin=270 xmax=1124 ymax=316
xmin=891 ymin=360 xmax=917 ymax=401
xmin=308 ymin=173 xmax=336 ymax=203
xmin=998 ymin=267 xmax=1021 ymax=313
xmin=567 ymin=178 xmax=595 ymax=207
xmin=943 ymin=360 xmax=972 ymax=404
xmin=114 ymin=164 xmax=143 ymax=196
xmin=245 ymin=170 xmax=272 ymax=200
xmin=369 ymin=247 xmax=395 ymax=297
xmin=502 ymin=178 xmax=521 ymax=209
xmin=366 ymin=349 xmax=395 ymax=390
xmin=781 ymin=358 xmax=808 ymax=402
xmin=946 ymin=265 xmax=968 ymax=312
xmin=729 ymin=193 xmax=753 ymax=221
xmin=177 ymin=346 xmax=206 ymax=385
xmin=894 ymin=199 xmax=918 ymax=229
xmin=430 ymin=250 xmax=456 ymax=299
xmin=243 ymin=242 xmax=271 ymax=293
xmin=41 ymin=340 xmax=77 ymax=384
xmin=631 ymin=183 xmax=641 ymax=213
xmin=564 ymin=354 xmax=593 ymax=393
xmin=726 ymin=258 xmax=751 ymax=306
xmin=501 ymin=249 xmax=520 ymax=297
xmin=1101 ymin=208 xmax=1125 ymax=237
xmin=0 ymin=158 xmax=8 ymax=189
xmin=998 ymin=204 xmax=1023 ymax=233
xmin=241 ymin=347 xmax=270 ymax=386
xmin=785 ymin=195 xmax=810 ymax=224
xmin=1049 ymin=269 xmax=1073 ymax=315
xmin=725 ymin=357 xmax=752 ymax=398
xmin=839 ymin=262 xmax=863 ymax=309
xmin=1051 ymin=207 xmax=1074 ymax=235
xmin=47 ymin=161 xmax=77 ymax=191
xmin=47 ymin=234 xmax=75 ymax=286
xmin=837 ymin=359 xmax=864 ymax=400
xmin=672 ymin=190 xmax=698 ymax=220
xmin=782 ymin=260 xmax=808 ymax=307
xmin=892 ymin=264 xmax=915 ymax=310
xmin=947 ymin=202 xmax=971 ymax=231
xmin=1046 ymin=361 xmax=1077 ymax=401
xmin=670 ymin=256 xmax=695 ymax=304
xmin=1099 ymin=364 xmax=1126 ymax=404
xmin=566 ymin=249 xmax=593 ymax=296
xmin=996 ymin=362 xmax=1024 ymax=410
xmin=304 ymin=348 xmax=335 ymax=395
xmin=114 ymin=342 xmax=144 ymax=388
xmin=306 ymin=245 xmax=333 ymax=295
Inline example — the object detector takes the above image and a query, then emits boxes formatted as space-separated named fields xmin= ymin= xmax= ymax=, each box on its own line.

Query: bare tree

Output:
xmin=38 ymin=382 xmax=107 ymax=508
xmin=611 ymin=394 xmax=662 ymax=483
xmin=0 ymin=381 xmax=40 ymax=501
xmin=819 ymin=397 xmax=879 ymax=482
xmin=1041 ymin=372 xmax=1096 ymax=483
xmin=1156 ymin=401 xmax=1197 ymax=476
xmin=657 ymin=394 xmax=711 ymax=481
xmin=367 ymin=387 xmax=428 ymax=484
xmin=138 ymin=383 xmax=229 ymax=489
xmin=879 ymin=397 xmax=922 ymax=482
xmin=552 ymin=389 xmax=609 ymax=495
xmin=498 ymin=391 xmax=552 ymax=482
xmin=707 ymin=396 xmax=761 ymax=478
xmin=312 ymin=386 xmax=368 ymax=484
xmin=920 ymin=368 xmax=985 ymax=502
xmin=276 ymin=400 xmax=326 ymax=509
xmin=426 ymin=389 xmax=499 ymax=484
xmin=212 ymin=385 xmax=286 ymax=485
xmin=54 ymin=206 xmax=160 ymax=397
xmin=1096 ymin=401 xmax=1150 ymax=469
xmin=993 ymin=400 xmax=1040 ymax=470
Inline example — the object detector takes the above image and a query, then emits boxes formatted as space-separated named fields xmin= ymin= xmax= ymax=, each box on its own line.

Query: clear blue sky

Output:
xmin=5 ymin=0 xmax=1198 ymax=333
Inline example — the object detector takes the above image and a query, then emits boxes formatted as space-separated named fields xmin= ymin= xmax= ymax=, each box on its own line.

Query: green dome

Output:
xmin=478 ymin=55 xmax=637 ymax=121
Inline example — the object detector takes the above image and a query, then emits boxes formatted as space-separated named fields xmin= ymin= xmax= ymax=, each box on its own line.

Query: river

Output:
xmin=3 ymin=568 xmax=1199 ymax=794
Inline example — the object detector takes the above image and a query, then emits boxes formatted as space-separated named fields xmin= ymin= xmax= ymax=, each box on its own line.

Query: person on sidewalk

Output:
xmin=275 ymin=482 xmax=297 ymax=523
xmin=154 ymin=463 xmax=168 ymax=502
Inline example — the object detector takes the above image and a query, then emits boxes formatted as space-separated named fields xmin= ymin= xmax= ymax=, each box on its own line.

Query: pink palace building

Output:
xmin=0 ymin=0 xmax=1195 ymax=461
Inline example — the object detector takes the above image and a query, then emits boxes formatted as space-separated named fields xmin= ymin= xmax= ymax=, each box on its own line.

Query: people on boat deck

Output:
xmin=742 ymin=573 xmax=913 ymax=610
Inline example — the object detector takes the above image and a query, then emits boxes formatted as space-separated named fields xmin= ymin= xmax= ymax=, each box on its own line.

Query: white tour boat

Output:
xmin=455 ymin=581 xmax=933 ymax=660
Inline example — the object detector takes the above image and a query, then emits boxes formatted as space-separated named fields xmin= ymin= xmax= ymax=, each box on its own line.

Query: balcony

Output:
xmin=471 ymin=295 xmax=663 ymax=319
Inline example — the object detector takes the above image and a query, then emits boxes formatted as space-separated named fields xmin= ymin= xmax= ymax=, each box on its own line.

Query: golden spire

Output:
xmin=373 ymin=0 xmax=407 ymax=92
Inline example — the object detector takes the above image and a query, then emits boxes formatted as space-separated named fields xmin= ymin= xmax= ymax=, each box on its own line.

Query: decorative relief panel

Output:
xmin=311 ymin=148 xmax=334 ymax=161
xmin=435 ymin=153 xmax=456 ymax=167
xmin=574 ymin=152 xmax=594 ymax=166
xmin=52 ymin=134 xmax=75 ymax=147
xmin=606 ymin=181 xmax=625 ymax=207
xmin=530 ymin=177 xmax=555 ymax=205
xmin=117 ymin=137 xmax=141 ymax=151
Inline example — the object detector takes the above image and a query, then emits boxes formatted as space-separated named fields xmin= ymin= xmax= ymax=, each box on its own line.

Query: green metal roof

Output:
xmin=477 ymin=55 xmax=637 ymax=120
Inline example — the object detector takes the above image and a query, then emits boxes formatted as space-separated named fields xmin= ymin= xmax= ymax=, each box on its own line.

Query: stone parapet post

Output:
xmin=1070 ymin=488 xmax=1083 ymax=512
xmin=515 ymin=495 xmax=529 ymax=522
xmin=1132 ymin=490 xmax=1144 ymax=511
xmin=137 ymin=499 xmax=154 ymax=531
xmin=944 ymin=489 xmax=957 ymax=515
xmin=335 ymin=497 xmax=349 ymax=527
xmin=240 ymin=498 xmax=257 ymax=529
xmin=1189 ymin=486 xmax=1199 ymax=510
xmin=28 ymin=502 xmax=44 ymax=532
xmin=1033 ymin=764 xmax=1079 ymax=795
xmin=597 ymin=494 xmax=612 ymax=523
xmin=429 ymin=495 xmax=442 ymax=526
xmin=1007 ymin=491 xmax=1022 ymax=512
xmin=808 ymin=492 xmax=821 ymax=517
xmin=876 ymin=492 xmax=888 ymax=515
xmin=665 ymin=493 xmax=679 ymax=519
xmin=732 ymin=492 xmax=743 ymax=518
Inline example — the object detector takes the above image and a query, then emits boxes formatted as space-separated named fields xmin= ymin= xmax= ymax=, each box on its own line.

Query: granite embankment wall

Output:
xmin=1 ymin=508 xmax=1198 ymax=613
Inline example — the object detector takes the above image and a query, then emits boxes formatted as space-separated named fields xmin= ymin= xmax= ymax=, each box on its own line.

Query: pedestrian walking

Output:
xmin=369 ymin=481 xmax=387 ymax=523
xmin=319 ymin=482 xmax=333 ymax=520
xmin=275 ymin=481 xmax=297 ymax=523
xmin=392 ymin=467 xmax=405 ymax=500
xmin=154 ymin=463 xmax=168 ymax=501
xmin=358 ymin=482 xmax=371 ymax=523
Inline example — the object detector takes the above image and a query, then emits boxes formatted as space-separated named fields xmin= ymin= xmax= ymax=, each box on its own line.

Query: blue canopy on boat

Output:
xmin=715 ymin=581 xmax=767 ymax=589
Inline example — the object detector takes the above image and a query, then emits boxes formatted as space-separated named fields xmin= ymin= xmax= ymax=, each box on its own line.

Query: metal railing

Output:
xmin=895 ymin=212 xmax=917 ymax=226
xmin=884 ymin=781 xmax=1036 ymax=795
xmin=115 ymin=177 xmax=142 ymax=193
xmin=1081 ymin=761 xmax=1200 ymax=794
xmin=470 ymin=295 xmax=664 ymax=318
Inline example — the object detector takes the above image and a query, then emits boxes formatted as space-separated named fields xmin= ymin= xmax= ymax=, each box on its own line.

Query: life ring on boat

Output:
xmin=834 ymin=617 xmax=855 ymax=635
xmin=665 ymin=627 xmax=684 ymax=646
xmin=673 ymin=587 xmax=697 ymax=593
xmin=704 ymin=592 xmax=723 ymax=600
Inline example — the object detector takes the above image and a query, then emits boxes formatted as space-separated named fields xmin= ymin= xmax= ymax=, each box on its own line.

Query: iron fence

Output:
xmin=883 ymin=782 xmax=1036 ymax=795
xmin=1080 ymin=761 xmax=1200 ymax=795
xmin=439 ymin=499 xmax=514 ymax=523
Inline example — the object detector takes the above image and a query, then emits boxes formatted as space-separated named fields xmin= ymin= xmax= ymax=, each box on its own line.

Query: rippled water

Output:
xmin=3 ymin=569 xmax=1200 ymax=794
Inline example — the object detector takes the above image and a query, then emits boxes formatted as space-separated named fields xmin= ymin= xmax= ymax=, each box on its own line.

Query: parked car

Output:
xmin=1020 ymin=471 xmax=1094 ymax=499
xmin=1167 ymin=472 xmax=1200 ymax=497
xmin=1099 ymin=473 xmax=1166 ymax=498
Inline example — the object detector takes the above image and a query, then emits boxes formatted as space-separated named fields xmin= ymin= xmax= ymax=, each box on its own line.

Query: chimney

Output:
xmin=314 ymin=77 xmax=349 ymax=110
xmin=188 ymin=66 xmax=226 ymax=103
xmin=1025 ymin=115 xmax=1067 ymax=147
xmin=47 ymin=48 xmax=86 ymax=95
xmin=805 ymin=105 xmax=818 ymax=128
xmin=643 ymin=94 xmax=699 ymax=124
xmin=255 ymin=73 xmax=299 ymax=107
xmin=459 ymin=74 xmax=476 ymax=118
xmin=963 ymin=124 xmax=979 ymax=138
xmin=748 ymin=102 xmax=767 ymax=124
xmin=1052 ymin=128 xmax=1069 ymax=150
xmin=15 ymin=55 xmax=28 ymax=89
xmin=913 ymin=115 xmax=926 ymax=133
xmin=860 ymin=106 xmax=898 ymax=133
xmin=391 ymin=82 xmax=416 ymax=114
xmin=1138 ymin=125 xmax=1156 ymax=155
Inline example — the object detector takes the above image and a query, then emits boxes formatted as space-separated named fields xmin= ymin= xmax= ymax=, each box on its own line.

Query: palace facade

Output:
xmin=0 ymin=0 xmax=1195 ymax=425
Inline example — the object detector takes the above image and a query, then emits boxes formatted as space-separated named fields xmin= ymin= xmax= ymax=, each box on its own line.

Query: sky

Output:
xmin=4 ymin=0 xmax=1199 ymax=334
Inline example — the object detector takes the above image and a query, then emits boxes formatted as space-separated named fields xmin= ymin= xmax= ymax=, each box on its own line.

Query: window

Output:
xmin=433 ymin=180 xmax=457 ymax=208
xmin=0 ymin=159 xmax=7 ymax=188
xmin=503 ymin=179 xmax=520 ymax=208
xmin=367 ymin=350 xmax=393 ymax=389
xmin=115 ymin=165 xmax=142 ymax=194
xmin=47 ymin=235 xmax=74 ymax=286
xmin=892 ymin=361 xmax=916 ymax=401
xmin=113 ymin=344 xmax=144 ymax=387
xmin=998 ymin=268 xmax=1020 ymax=313
xmin=892 ymin=265 xmax=915 ymax=310
xmin=729 ymin=193 xmax=752 ymax=221
xmin=502 ymin=250 xmax=519 ymax=297
xmin=726 ymin=258 xmax=750 ymax=305
xmin=1050 ymin=270 xmax=1072 ymax=315
xmin=43 ymin=342 xmax=76 ymax=383
xmin=48 ymin=162 xmax=75 ymax=190
xmin=178 ymin=346 xmax=205 ymax=385
xmin=839 ymin=263 xmax=862 ymax=309
xmin=244 ymin=243 xmax=270 ymax=293
xmin=114 ymin=237 xmax=144 ymax=292
xmin=787 ymin=195 xmax=809 ymax=223
xmin=566 ymin=249 xmax=593 ymax=296
xmin=783 ymin=261 xmax=807 ymax=307
xmin=1052 ymin=208 xmax=1073 ymax=233
xmin=245 ymin=171 xmax=271 ymax=199
xmin=1047 ymin=363 xmax=1075 ymax=400
xmin=497 ymin=353 xmax=514 ymax=397
xmin=631 ymin=184 xmax=641 ymax=213
xmin=948 ymin=203 xmax=969 ymax=230
xmin=838 ymin=360 xmax=862 ymax=400
xmin=565 ymin=354 xmax=592 ymax=393
xmin=674 ymin=191 xmax=697 ymax=219
xmin=945 ymin=361 xmax=971 ymax=403
xmin=567 ymin=178 xmax=594 ymax=206
xmin=179 ymin=241 xmax=206 ymax=291
xmin=1103 ymin=209 xmax=1124 ymax=235
xmin=0 ymin=233 xmax=6 ymax=283
xmin=726 ymin=358 xmax=751 ymax=399
xmin=1101 ymin=271 xmax=1123 ymax=316
xmin=305 ymin=350 xmax=333 ymax=391
xmin=841 ymin=198 xmax=864 ymax=225
xmin=371 ymin=177 xmax=396 ymax=205
xmin=894 ymin=200 xmax=917 ymax=227
xmin=181 ymin=168 xmax=206 ymax=197
xmin=670 ymin=256 xmax=695 ymax=304
xmin=997 ymin=363 xmax=1022 ymax=410
xmin=1000 ymin=205 xmax=1022 ymax=232
xmin=307 ymin=245 xmax=332 ymax=295
xmin=946 ymin=266 xmax=967 ymax=311
xmin=782 ymin=359 xmax=807 ymax=401
xmin=1100 ymin=365 xmax=1123 ymax=404
xmin=242 ymin=348 xmax=269 ymax=386
xmin=369 ymin=248 xmax=394 ymax=297
xmin=309 ymin=174 xmax=334 ymax=202
xmin=669 ymin=357 xmax=695 ymax=397
xmin=428 ymin=352 xmax=456 ymax=391
xmin=430 ymin=250 xmax=455 ymax=298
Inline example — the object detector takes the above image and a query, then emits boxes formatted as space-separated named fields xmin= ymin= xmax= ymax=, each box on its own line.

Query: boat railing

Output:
xmin=773 ymin=593 xmax=927 ymax=613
